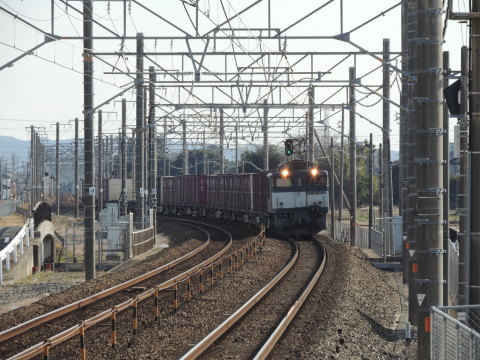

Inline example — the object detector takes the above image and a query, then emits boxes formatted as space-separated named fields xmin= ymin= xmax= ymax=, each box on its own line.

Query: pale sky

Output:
xmin=0 ymin=0 xmax=470 ymax=155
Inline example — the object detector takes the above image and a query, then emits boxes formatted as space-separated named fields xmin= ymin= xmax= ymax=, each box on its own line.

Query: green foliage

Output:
xmin=241 ymin=145 xmax=285 ymax=173
xmin=163 ymin=148 xmax=222 ymax=176
xmin=318 ymin=139 xmax=380 ymax=207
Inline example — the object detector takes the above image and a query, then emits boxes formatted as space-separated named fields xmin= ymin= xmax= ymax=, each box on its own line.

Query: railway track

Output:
xmin=180 ymin=234 xmax=326 ymax=359
xmin=1 ymin=218 xmax=262 ymax=359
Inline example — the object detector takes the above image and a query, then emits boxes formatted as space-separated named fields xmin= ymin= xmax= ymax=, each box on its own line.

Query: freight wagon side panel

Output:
xmin=197 ymin=175 xmax=207 ymax=206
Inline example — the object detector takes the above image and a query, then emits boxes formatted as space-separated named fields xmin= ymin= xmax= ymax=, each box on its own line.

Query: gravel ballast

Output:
xmin=0 ymin=229 xmax=417 ymax=359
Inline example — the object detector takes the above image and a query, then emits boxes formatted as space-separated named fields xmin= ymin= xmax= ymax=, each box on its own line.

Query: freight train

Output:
xmin=157 ymin=159 xmax=329 ymax=237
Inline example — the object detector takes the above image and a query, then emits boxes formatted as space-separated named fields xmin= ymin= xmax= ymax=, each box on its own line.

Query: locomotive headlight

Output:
xmin=281 ymin=169 xmax=289 ymax=177
xmin=311 ymin=168 xmax=318 ymax=176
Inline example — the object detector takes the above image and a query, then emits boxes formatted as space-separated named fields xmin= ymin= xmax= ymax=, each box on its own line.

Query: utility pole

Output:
xmin=339 ymin=108 xmax=345 ymax=223
xmin=400 ymin=0 xmax=409 ymax=285
xmin=330 ymin=137 xmax=335 ymax=238
xmin=74 ymin=118 xmax=79 ymax=219
xmin=120 ymin=99 xmax=127 ymax=217
xmin=131 ymin=128 xmax=136 ymax=204
xmin=182 ymin=120 xmax=188 ymax=175
xmin=263 ymin=99 xmax=269 ymax=171
xmin=308 ymin=86 xmax=315 ymax=163
xmin=443 ymin=51 xmax=450 ymax=306
xmin=98 ymin=110 xmax=103 ymax=212
xmin=135 ymin=32 xmax=145 ymax=229
xmin=235 ymin=125 xmax=239 ymax=173
xmin=56 ymin=122 xmax=60 ymax=216
xmin=30 ymin=126 xmax=35 ymax=210
xmin=379 ymin=143 xmax=384 ymax=228
xmin=469 ymin=0 xmax=480 ymax=312
xmin=83 ymin=0 xmax=95 ymax=281
xmin=383 ymin=38 xmax=393 ymax=219
xmin=406 ymin=0 xmax=418 ymax=326
xmin=349 ymin=67 xmax=357 ymax=247
xmin=458 ymin=46 xmax=469 ymax=305
xmin=220 ymin=109 xmax=225 ymax=174
xmin=203 ymin=128 xmax=207 ymax=175
xmin=163 ymin=119 xmax=167 ymax=176
xmin=148 ymin=66 xmax=157 ymax=210
xmin=369 ymin=133 xmax=374 ymax=248
xmin=415 ymin=0 xmax=444 ymax=356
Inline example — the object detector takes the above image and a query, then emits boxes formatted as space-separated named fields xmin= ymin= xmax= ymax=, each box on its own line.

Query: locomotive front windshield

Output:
xmin=308 ymin=174 xmax=327 ymax=187
xmin=274 ymin=178 xmax=293 ymax=187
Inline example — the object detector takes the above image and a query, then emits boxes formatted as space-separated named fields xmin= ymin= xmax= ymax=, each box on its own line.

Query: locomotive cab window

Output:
xmin=274 ymin=178 xmax=293 ymax=188
xmin=308 ymin=175 xmax=327 ymax=186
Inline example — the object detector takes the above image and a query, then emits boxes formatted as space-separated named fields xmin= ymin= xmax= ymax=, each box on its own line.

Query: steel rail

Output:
xmin=180 ymin=235 xmax=298 ymax=360
xmin=253 ymin=237 xmax=326 ymax=359
xmin=0 ymin=220 xmax=210 ymax=344
xmin=8 ymin=220 xmax=236 ymax=360
xmin=180 ymin=236 xmax=326 ymax=360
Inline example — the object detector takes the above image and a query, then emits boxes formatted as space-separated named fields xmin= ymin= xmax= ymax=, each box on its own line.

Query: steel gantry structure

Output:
xmin=3 ymin=1 xmax=467 ymax=358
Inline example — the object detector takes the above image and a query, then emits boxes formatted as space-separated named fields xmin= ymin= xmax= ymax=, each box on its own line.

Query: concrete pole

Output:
xmin=98 ymin=110 xmax=103 ymax=212
xmin=407 ymin=0 xmax=418 ymax=326
xmin=458 ymin=46 xmax=469 ymax=305
xmin=56 ymin=122 xmax=60 ymax=216
xmin=33 ymin=133 xmax=37 ymax=204
xmin=400 ymin=0 xmax=409 ymax=285
xmin=30 ymin=126 xmax=34 ymax=210
xmin=369 ymin=134 xmax=374 ymax=249
xmin=330 ymin=137 xmax=335 ymax=238
xmin=135 ymin=32 xmax=145 ymax=229
xmin=349 ymin=67 xmax=357 ymax=247
xmin=203 ymin=128 xmax=207 ymax=175
xmin=220 ymin=109 xmax=225 ymax=174
xmin=75 ymin=118 xmax=79 ymax=218
xmin=379 ymin=143 xmax=384 ymax=229
xmin=148 ymin=66 xmax=157 ymax=209
xmin=263 ymin=99 xmax=269 ymax=171
xmin=143 ymin=87 xmax=148 ymax=202
xmin=338 ymin=108 xmax=345 ymax=223
xmin=182 ymin=120 xmax=188 ymax=175
xmin=383 ymin=38 xmax=393 ymax=218
xmin=163 ymin=119 xmax=167 ymax=176
xmin=131 ymin=128 xmax=136 ymax=201
xmin=83 ymin=0 xmax=95 ymax=280
xmin=121 ymin=98 xmax=127 ymax=216
xmin=443 ymin=51 xmax=450 ymax=306
xmin=469 ymin=0 xmax=480 ymax=311
xmin=308 ymin=86 xmax=315 ymax=163
xmin=415 ymin=0 xmax=444 ymax=356
xmin=109 ymin=135 xmax=113 ymax=177
xmin=105 ymin=136 xmax=109 ymax=179
xmin=235 ymin=125 xmax=239 ymax=173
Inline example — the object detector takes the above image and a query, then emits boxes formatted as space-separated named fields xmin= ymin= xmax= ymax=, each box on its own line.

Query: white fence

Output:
xmin=431 ymin=305 xmax=480 ymax=359
xmin=328 ymin=217 xmax=402 ymax=258
xmin=0 ymin=219 xmax=32 ymax=285
xmin=448 ymin=240 xmax=459 ymax=302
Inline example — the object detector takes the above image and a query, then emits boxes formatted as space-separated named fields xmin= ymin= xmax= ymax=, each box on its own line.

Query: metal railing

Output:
xmin=0 ymin=220 xmax=31 ymax=285
xmin=328 ymin=219 xmax=398 ymax=258
xmin=356 ymin=225 xmax=369 ymax=249
xmin=329 ymin=221 xmax=369 ymax=248
xmin=131 ymin=227 xmax=155 ymax=257
xmin=370 ymin=227 xmax=383 ymax=256
xmin=431 ymin=305 xmax=480 ymax=359
xmin=448 ymin=240 xmax=459 ymax=303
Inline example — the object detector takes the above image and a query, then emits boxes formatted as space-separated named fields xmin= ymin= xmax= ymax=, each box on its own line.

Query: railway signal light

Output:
xmin=285 ymin=139 xmax=294 ymax=155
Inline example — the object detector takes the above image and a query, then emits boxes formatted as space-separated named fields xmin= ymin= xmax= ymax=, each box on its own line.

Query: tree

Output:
xmin=241 ymin=145 xmax=285 ymax=173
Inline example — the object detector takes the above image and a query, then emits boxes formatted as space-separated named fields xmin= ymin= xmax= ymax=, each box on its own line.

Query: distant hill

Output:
xmin=0 ymin=136 xmax=29 ymax=161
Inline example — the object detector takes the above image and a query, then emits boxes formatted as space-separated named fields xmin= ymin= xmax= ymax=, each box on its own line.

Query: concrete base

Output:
xmin=2 ymin=246 xmax=34 ymax=284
